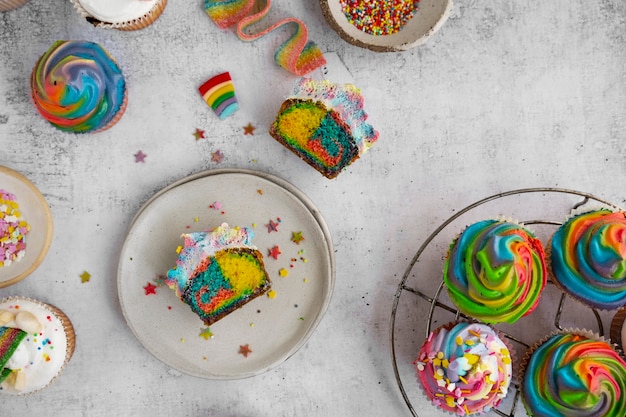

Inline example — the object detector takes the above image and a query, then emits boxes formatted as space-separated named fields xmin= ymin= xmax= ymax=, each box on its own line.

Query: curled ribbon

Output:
xmin=204 ymin=0 xmax=326 ymax=76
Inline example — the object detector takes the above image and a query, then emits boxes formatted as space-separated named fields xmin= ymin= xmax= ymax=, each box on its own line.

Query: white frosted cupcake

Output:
xmin=0 ymin=297 xmax=75 ymax=395
xmin=70 ymin=0 xmax=167 ymax=31
xmin=0 ymin=0 xmax=29 ymax=12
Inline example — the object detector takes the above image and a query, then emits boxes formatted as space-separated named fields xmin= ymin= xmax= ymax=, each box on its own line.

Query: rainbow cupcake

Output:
xmin=70 ymin=0 xmax=167 ymax=30
xmin=549 ymin=208 xmax=626 ymax=310
xmin=269 ymin=78 xmax=379 ymax=179
xmin=0 ymin=297 xmax=75 ymax=395
xmin=520 ymin=331 xmax=626 ymax=416
xmin=413 ymin=322 xmax=513 ymax=415
xmin=31 ymin=41 xmax=127 ymax=134
xmin=165 ymin=223 xmax=271 ymax=326
xmin=443 ymin=219 xmax=548 ymax=324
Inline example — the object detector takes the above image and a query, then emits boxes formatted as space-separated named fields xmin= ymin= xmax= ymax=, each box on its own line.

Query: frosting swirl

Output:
xmin=414 ymin=322 xmax=512 ymax=415
xmin=31 ymin=41 xmax=126 ymax=133
xmin=522 ymin=333 xmax=626 ymax=417
xmin=550 ymin=209 xmax=626 ymax=310
xmin=444 ymin=220 xmax=547 ymax=323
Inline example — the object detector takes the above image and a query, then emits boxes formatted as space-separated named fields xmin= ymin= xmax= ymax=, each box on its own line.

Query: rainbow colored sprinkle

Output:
xmin=340 ymin=0 xmax=420 ymax=36
xmin=0 ymin=190 xmax=31 ymax=267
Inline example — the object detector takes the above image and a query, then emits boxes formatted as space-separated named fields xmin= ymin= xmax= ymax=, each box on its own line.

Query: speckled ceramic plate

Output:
xmin=117 ymin=169 xmax=335 ymax=379
xmin=0 ymin=166 xmax=53 ymax=288
xmin=319 ymin=0 xmax=453 ymax=52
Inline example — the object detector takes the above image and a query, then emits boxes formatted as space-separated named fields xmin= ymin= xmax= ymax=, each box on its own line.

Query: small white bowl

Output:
xmin=319 ymin=0 xmax=453 ymax=52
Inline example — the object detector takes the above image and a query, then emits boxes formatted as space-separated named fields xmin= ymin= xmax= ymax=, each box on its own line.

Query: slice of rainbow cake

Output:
xmin=269 ymin=78 xmax=379 ymax=179
xmin=165 ymin=223 xmax=271 ymax=325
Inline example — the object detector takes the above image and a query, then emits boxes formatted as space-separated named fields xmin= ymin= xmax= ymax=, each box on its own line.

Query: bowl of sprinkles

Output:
xmin=319 ymin=0 xmax=453 ymax=52
xmin=0 ymin=166 xmax=53 ymax=288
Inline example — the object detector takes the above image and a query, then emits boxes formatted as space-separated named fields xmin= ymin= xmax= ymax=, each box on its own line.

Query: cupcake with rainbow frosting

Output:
xmin=30 ymin=40 xmax=127 ymax=134
xmin=413 ymin=321 xmax=513 ymax=415
xmin=443 ymin=219 xmax=548 ymax=324
xmin=520 ymin=330 xmax=626 ymax=417
xmin=549 ymin=208 xmax=626 ymax=311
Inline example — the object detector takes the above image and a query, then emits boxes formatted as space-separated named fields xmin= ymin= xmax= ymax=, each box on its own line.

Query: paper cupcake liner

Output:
xmin=414 ymin=321 xmax=516 ymax=416
xmin=93 ymin=89 xmax=128 ymax=133
xmin=610 ymin=307 xmax=626 ymax=354
xmin=0 ymin=0 xmax=29 ymax=12
xmin=70 ymin=0 xmax=167 ymax=31
xmin=0 ymin=296 xmax=75 ymax=395
xmin=519 ymin=328 xmax=625 ymax=416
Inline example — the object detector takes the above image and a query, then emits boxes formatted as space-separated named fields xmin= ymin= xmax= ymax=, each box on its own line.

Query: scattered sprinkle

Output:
xmin=80 ymin=271 xmax=91 ymax=283
xmin=239 ymin=344 xmax=252 ymax=358
xmin=199 ymin=327 xmax=214 ymax=340
xmin=257 ymin=189 xmax=263 ymax=195
xmin=143 ymin=282 xmax=157 ymax=295
xmin=193 ymin=128 xmax=206 ymax=140
xmin=291 ymin=231 xmax=304 ymax=244
xmin=278 ymin=268 xmax=289 ymax=277
xmin=211 ymin=150 xmax=224 ymax=164
xmin=267 ymin=289 xmax=276 ymax=298
xmin=265 ymin=218 xmax=280 ymax=233
xmin=243 ymin=122 xmax=256 ymax=135
xmin=268 ymin=245 xmax=282 ymax=260
xmin=134 ymin=150 xmax=147 ymax=163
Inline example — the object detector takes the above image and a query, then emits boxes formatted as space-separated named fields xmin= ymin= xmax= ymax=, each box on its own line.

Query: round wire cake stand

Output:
xmin=390 ymin=188 xmax=620 ymax=417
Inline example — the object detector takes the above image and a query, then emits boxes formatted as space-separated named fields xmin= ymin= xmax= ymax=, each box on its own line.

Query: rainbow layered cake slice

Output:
xmin=269 ymin=78 xmax=379 ymax=179
xmin=165 ymin=223 xmax=271 ymax=326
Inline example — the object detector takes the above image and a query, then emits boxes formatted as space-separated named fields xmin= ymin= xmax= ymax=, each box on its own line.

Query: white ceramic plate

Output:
xmin=319 ymin=0 xmax=453 ymax=52
xmin=0 ymin=166 xmax=53 ymax=288
xmin=117 ymin=169 xmax=335 ymax=379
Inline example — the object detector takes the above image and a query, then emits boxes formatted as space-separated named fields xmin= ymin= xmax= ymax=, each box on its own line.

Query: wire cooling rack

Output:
xmin=390 ymin=188 xmax=620 ymax=417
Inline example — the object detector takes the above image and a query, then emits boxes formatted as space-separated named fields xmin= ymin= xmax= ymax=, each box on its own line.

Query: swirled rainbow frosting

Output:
xmin=31 ymin=40 xmax=126 ymax=133
xmin=414 ymin=322 xmax=513 ymax=415
xmin=521 ymin=332 xmax=626 ymax=417
xmin=444 ymin=220 xmax=548 ymax=324
xmin=550 ymin=209 xmax=626 ymax=310
xmin=165 ymin=223 xmax=271 ymax=325
xmin=269 ymin=78 xmax=379 ymax=179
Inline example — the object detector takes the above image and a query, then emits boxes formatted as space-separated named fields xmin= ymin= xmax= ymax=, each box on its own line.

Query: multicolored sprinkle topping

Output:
xmin=0 ymin=190 xmax=30 ymax=268
xmin=340 ymin=0 xmax=421 ymax=36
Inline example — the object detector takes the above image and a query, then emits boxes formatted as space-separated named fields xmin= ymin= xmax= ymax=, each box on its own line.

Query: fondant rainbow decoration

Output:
xmin=204 ymin=0 xmax=326 ymax=76
xmin=199 ymin=72 xmax=239 ymax=120
xmin=0 ymin=327 xmax=26 ymax=382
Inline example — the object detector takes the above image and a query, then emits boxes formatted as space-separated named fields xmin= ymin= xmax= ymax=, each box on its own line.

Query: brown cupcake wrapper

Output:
xmin=610 ymin=307 xmax=626 ymax=353
xmin=70 ymin=0 xmax=167 ymax=31
xmin=0 ymin=296 xmax=75 ymax=394
xmin=0 ymin=0 xmax=29 ymax=12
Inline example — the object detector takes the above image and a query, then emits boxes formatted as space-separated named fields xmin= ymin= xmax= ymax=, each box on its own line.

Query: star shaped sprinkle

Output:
xmin=211 ymin=150 xmax=224 ymax=163
xmin=143 ymin=282 xmax=157 ymax=295
xmin=265 ymin=219 xmax=279 ymax=233
xmin=134 ymin=150 xmax=147 ymax=163
xmin=268 ymin=245 xmax=281 ymax=260
xmin=239 ymin=344 xmax=252 ymax=358
xmin=291 ymin=231 xmax=305 ymax=245
xmin=199 ymin=327 xmax=214 ymax=340
xmin=211 ymin=201 xmax=222 ymax=210
xmin=279 ymin=268 xmax=289 ymax=277
xmin=243 ymin=123 xmax=256 ymax=135
xmin=193 ymin=128 xmax=205 ymax=140
xmin=80 ymin=271 xmax=91 ymax=283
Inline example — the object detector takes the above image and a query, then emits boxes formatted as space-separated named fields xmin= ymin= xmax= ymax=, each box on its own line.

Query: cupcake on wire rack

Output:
xmin=443 ymin=218 xmax=548 ymax=324
xmin=0 ymin=0 xmax=28 ymax=11
xmin=548 ymin=207 xmax=626 ymax=311
xmin=413 ymin=321 xmax=513 ymax=416
xmin=0 ymin=297 xmax=75 ymax=395
xmin=70 ymin=0 xmax=167 ymax=31
xmin=520 ymin=329 xmax=626 ymax=417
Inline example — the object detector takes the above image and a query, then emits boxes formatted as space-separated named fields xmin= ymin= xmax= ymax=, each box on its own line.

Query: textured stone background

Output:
xmin=1 ymin=1 xmax=626 ymax=416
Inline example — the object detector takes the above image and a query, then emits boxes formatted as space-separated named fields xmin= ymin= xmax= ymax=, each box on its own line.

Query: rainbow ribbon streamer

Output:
xmin=204 ymin=0 xmax=326 ymax=76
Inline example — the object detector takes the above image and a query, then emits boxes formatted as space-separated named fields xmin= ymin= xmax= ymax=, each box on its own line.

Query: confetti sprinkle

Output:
xmin=239 ymin=344 xmax=252 ymax=358
xmin=0 ymin=190 xmax=30 ymax=267
xmin=265 ymin=219 xmax=280 ymax=233
xmin=340 ymin=0 xmax=420 ymax=36
xmin=143 ymin=282 xmax=157 ymax=295
xmin=211 ymin=150 xmax=224 ymax=164
xmin=268 ymin=245 xmax=282 ymax=260
xmin=267 ymin=290 xmax=276 ymax=299
xmin=243 ymin=122 xmax=256 ymax=135
xmin=199 ymin=327 xmax=214 ymax=340
xmin=257 ymin=189 xmax=263 ymax=195
xmin=134 ymin=150 xmax=147 ymax=163
xmin=193 ymin=128 xmax=206 ymax=140
xmin=291 ymin=231 xmax=304 ymax=245
xmin=80 ymin=271 xmax=91 ymax=283
xmin=279 ymin=268 xmax=289 ymax=277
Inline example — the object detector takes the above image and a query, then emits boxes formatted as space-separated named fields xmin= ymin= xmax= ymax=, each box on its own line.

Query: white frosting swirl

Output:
xmin=78 ymin=0 xmax=158 ymax=23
